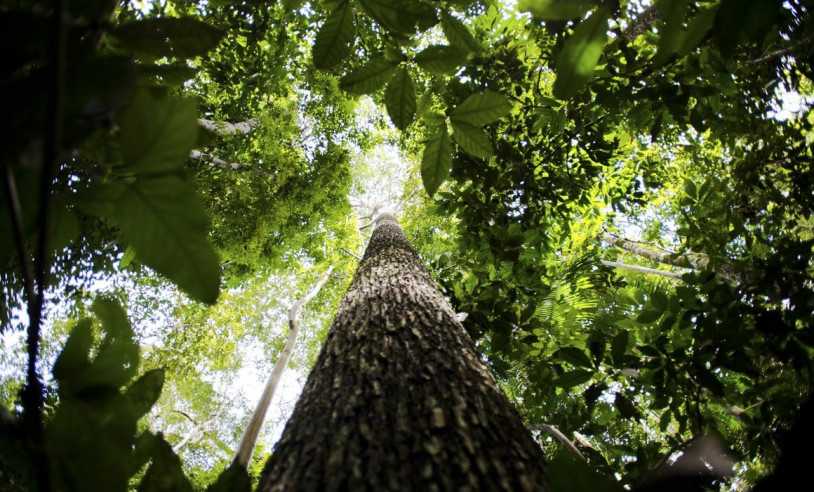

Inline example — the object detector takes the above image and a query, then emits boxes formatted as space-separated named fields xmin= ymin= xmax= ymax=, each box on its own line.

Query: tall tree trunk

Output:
xmin=258 ymin=212 xmax=547 ymax=491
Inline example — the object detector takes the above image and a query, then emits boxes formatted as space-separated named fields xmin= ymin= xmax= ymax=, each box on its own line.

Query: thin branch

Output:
xmin=600 ymin=260 xmax=685 ymax=280
xmin=198 ymin=117 xmax=260 ymax=135
xmin=340 ymin=247 xmax=362 ymax=261
xmin=234 ymin=266 xmax=335 ymax=467
xmin=188 ymin=150 xmax=272 ymax=177
xmin=621 ymin=4 xmax=661 ymax=43
xmin=173 ymin=409 xmax=198 ymax=425
xmin=748 ymin=34 xmax=814 ymax=64
xmin=527 ymin=424 xmax=586 ymax=461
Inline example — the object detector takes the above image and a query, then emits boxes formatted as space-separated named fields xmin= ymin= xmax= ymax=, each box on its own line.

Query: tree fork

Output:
xmin=258 ymin=212 xmax=547 ymax=491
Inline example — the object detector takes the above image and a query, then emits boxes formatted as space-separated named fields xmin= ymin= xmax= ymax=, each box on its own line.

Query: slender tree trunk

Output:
xmin=234 ymin=266 xmax=334 ymax=467
xmin=258 ymin=212 xmax=547 ymax=491
xmin=600 ymin=260 xmax=684 ymax=280
xmin=198 ymin=117 xmax=260 ymax=135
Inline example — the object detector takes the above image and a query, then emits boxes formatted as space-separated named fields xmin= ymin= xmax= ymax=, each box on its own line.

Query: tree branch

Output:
xmin=600 ymin=260 xmax=684 ymax=280
xmin=198 ymin=117 xmax=260 ymax=135
xmin=234 ymin=266 xmax=335 ymax=467
xmin=527 ymin=424 xmax=586 ymax=461
xmin=188 ymin=150 xmax=272 ymax=177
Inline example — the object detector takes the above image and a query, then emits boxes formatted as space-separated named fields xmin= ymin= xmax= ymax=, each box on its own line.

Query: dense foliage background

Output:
xmin=1 ymin=0 xmax=813 ymax=490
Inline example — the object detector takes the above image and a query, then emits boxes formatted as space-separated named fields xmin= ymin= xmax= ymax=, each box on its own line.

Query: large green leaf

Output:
xmin=110 ymin=17 xmax=225 ymax=59
xmin=552 ymin=7 xmax=609 ymax=99
xmin=421 ymin=124 xmax=452 ymax=196
xmin=118 ymin=88 xmax=198 ymax=176
xmin=450 ymin=120 xmax=493 ymax=158
xmin=554 ymin=369 xmax=594 ymax=388
xmin=555 ymin=347 xmax=593 ymax=368
xmin=312 ymin=1 xmax=356 ymax=69
xmin=518 ymin=0 xmax=598 ymax=20
xmin=414 ymin=45 xmax=467 ymax=74
xmin=449 ymin=91 xmax=512 ymax=126
xmin=113 ymin=176 xmax=220 ymax=304
xmin=52 ymin=319 xmax=93 ymax=386
xmin=440 ymin=12 xmax=481 ymax=53
xmin=548 ymin=452 xmax=623 ymax=491
xmin=138 ymin=435 xmax=194 ymax=492
xmin=358 ymin=0 xmax=435 ymax=35
xmin=384 ymin=67 xmax=416 ymax=130
xmin=339 ymin=59 xmax=399 ymax=95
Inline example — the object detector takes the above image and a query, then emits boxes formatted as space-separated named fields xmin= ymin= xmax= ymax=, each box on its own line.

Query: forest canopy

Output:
xmin=1 ymin=0 xmax=813 ymax=490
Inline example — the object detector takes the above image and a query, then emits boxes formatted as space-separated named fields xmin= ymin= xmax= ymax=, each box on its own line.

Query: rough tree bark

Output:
xmin=258 ymin=211 xmax=547 ymax=491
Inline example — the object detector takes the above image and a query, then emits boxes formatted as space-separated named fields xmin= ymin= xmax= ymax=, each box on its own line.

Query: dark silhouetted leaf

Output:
xmin=414 ymin=45 xmax=467 ymax=74
xmin=451 ymin=120 xmax=493 ymax=158
xmin=111 ymin=18 xmax=224 ymax=59
xmin=519 ymin=0 xmax=598 ymax=20
xmin=555 ymin=369 xmax=594 ymax=388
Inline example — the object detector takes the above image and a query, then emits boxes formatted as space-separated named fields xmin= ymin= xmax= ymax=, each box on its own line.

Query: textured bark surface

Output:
xmin=258 ymin=213 xmax=547 ymax=491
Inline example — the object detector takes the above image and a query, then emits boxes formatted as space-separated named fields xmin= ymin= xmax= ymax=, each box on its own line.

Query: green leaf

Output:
xmin=552 ymin=7 xmax=609 ymax=99
xmin=206 ymin=462 xmax=252 ymax=492
xmin=118 ymin=88 xmax=198 ymax=176
xmin=52 ymin=319 xmax=93 ymax=385
xmin=110 ymin=17 xmax=225 ymax=59
xmin=440 ymin=12 xmax=481 ymax=53
xmin=555 ymin=369 xmax=594 ymax=388
xmin=126 ymin=369 xmax=165 ymax=420
xmin=518 ymin=0 xmax=598 ymax=20
xmin=414 ymin=45 xmax=467 ymax=74
xmin=90 ymin=297 xmax=139 ymax=388
xmin=421 ymin=124 xmax=452 ymax=196
xmin=384 ymin=67 xmax=416 ymax=130
xmin=555 ymin=347 xmax=593 ymax=368
xmin=637 ymin=308 xmax=662 ymax=324
xmin=358 ymin=0 xmax=435 ymax=35
xmin=650 ymin=289 xmax=668 ymax=311
xmin=678 ymin=6 xmax=717 ymax=56
xmin=339 ymin=59 xmax=399 ymax=95
xmin=113 ymin=176 xmax=220 ymax=304
xmin=610 ymin=330 xmax=629 ymax=364
xmin=137 ymin=63 xmax=198 ymax=87
xmin=450 ymin=120 xmax=494 ymax=158
xmin=653 ymin=0 xmax=690 ymax=65
xmin=138 ymin=435 xmax=194 ymax=492
xmin=312 ymin=1 xmax=356 ymax=69
xmin=449 ymin=91 xmax=512 ymax=126
xmin=548 ymin=452 xmax=623 ymax=492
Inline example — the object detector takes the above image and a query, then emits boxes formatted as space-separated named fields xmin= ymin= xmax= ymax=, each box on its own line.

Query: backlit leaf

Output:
xmin=555 ymin=369 xmax=594 ymax=388
xmin=414 ymin=45 xmax=467 ymax=74
xmin=440 ymin=12 xmax=481 ymax=52
xmin=451 ymin=120 xmax=494 ymax=158
xmin=421 ymin=124 xmax=452 ymax=196
xmin=384 ymin=67 xmax=416 ymax=130
xmin=313 ymin=1 xmax=356 ymax=69
xmin=339 ymin=59 xmax=399 ymax=94
xmin=552 ymin=7 xmax=609 ymax=99
xmin=450 ymin=91 xmax=512 ymax=126
xmin=118 ymin=87 xmax=198 ymax=176
xmin=113 ymin=176 xmax=220 ymax=304
xmin=518 ymin=0 xmax=597 ymax=20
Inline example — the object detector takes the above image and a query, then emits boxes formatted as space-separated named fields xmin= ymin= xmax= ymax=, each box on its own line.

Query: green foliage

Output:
xmin=552 ymin=7 xmax=609 ymax=99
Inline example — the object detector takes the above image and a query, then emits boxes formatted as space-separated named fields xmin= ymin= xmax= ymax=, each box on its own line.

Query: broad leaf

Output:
xmin=358 ymin=0 xmax=435 ymax=35
xmin=207 ymin=462 xmax=252 ymax=492
xmin=52 ymin=319 xmax=93 ymax=385
xmin=384 ymin=67 xmax=416 ymax=130
xmin=421 ymin=124 xmax=452 ymax=196
xmin=441 ymin=12 xmax=481 ymax=52
xmin=113 ymin=176 xmax=220 ymax=304
xmin=610 ymin=330 xmax=629 ymax=364
xmin=414 ymin=45 xmax=467 ymax=74
xmin=339 ymin=59 xmax=399 ymax=95
xmin=110 ymin=17 xmax=224 ymax=59
xmin=519 ymin=0 xmax=598 ymax=20
xmin=126 ymin=369 xmax=165 ymax=420
xmin=138 ymin=435 xmax=194 ymax=492
xmin=451 ymin=120 xmax=494 ymax=158
xmin=552 ymin=7 xmax=609 ymax=99
xmin=312 ymin=1 xmax=356 ymax=69
xmin=555 ymin=347 xmax=593 ymax=368
xmin=89 ymin=297 xmax=139 ymax=388
xmin=118 ymin=88 xmax=198 ymax=176
xmin=555 ymin=369 xmax=594 ymax=388
xmin=449 ymin=91 xmax=512 ymax=126
xmin=548 ymin=452 xmax=623 ymax=492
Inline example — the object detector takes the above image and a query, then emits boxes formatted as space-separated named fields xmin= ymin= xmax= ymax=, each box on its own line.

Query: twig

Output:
xmin=600 ymin=260 xmax=684 ymax=280
xmin=188 ymin=150 xmax=273 ymax=177
xmin=340 ymin=247 xmax=362 ymax=260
